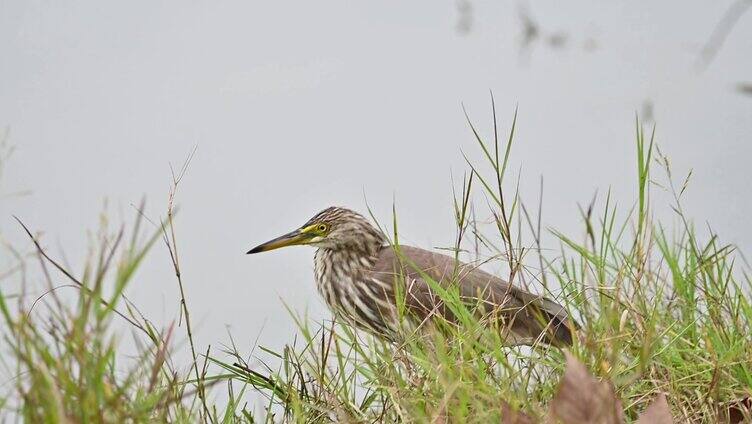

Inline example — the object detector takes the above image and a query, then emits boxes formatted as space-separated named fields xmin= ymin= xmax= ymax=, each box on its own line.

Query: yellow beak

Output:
xmin=246 ymin=228 xmax=312 ymax=254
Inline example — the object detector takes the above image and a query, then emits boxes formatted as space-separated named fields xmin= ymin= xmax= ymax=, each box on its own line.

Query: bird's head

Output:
xmin=246 ymin=206 xmax=386 ymax=254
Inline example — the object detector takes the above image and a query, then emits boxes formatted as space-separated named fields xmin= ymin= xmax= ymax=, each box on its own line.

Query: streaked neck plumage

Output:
xmin=312 ymin=215 xmax=391 ymax=334
xmin=312 ymin=221 xmax=386 ymax=294
xmin=310 ymin=208 xmax=387 ymax=282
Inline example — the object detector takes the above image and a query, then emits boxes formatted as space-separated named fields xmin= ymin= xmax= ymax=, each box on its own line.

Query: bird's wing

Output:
xmin=368 ymin=245 xmax=574 ymax=345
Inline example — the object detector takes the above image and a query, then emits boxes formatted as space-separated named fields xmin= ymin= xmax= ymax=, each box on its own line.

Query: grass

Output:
xmin=1 ymin=107 xmax=750 ymax=422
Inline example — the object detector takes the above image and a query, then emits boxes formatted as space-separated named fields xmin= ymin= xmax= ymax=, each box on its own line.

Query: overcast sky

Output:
xmin=1 ymin=0 xmax=750 ymax=398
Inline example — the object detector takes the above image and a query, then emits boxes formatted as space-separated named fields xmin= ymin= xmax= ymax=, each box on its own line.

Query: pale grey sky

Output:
xmin=1 ymin=1 xmax=750 ymax=389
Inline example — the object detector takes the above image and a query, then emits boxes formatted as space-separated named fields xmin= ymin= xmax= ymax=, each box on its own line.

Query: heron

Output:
xmin=247 ymin=206 xmax=575 ymax=346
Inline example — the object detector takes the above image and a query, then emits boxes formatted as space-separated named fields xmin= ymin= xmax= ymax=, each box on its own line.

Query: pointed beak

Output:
xmin=246 ymin=228 xmax=311 ymax=254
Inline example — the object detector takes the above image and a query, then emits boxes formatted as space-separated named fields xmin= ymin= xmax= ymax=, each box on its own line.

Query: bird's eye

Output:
xmin=317 ymin=224 xmax=328 ymax=232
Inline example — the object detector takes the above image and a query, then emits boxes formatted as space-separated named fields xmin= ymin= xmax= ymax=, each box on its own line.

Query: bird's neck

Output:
xmin=313 ymin=241 xmax=383 ymax=289
xmin=313 ymin=226 xmax=387 ymax=292
xmin=315 ymin=244 xmax=380 ymax=274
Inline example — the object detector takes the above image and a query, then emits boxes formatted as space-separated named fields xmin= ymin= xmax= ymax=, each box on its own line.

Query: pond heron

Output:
xmin=247 ymin=207 xmax=575 ymax=346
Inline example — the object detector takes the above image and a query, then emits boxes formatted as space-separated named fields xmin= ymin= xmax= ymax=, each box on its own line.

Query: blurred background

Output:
xmin=0 ymin=0 xmax=750 ymax=396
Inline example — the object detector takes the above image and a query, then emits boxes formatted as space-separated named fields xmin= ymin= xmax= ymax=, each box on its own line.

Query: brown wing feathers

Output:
xmin=369 ymin=245 xmax=576 ymax=346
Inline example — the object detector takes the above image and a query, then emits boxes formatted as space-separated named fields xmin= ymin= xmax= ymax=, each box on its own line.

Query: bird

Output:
xmin=247 ymin=206 xmax=575 ymax=346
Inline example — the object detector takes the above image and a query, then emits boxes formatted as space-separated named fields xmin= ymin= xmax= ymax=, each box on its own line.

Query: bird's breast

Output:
xmin=313 ymin=248 xmax=398 ymax=337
